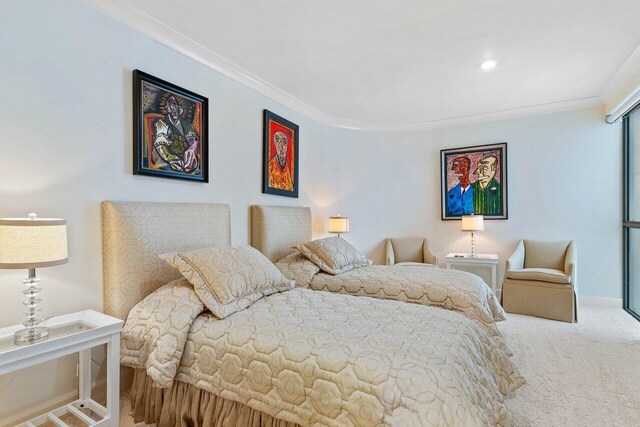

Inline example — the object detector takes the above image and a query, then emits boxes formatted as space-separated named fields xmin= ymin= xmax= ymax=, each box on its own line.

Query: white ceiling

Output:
xmin=80 ymin=0 xmax=640 ymax=130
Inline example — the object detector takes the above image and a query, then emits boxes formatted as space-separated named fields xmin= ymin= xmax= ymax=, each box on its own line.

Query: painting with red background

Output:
xmin=268 ymin=119 xmax=295 ymax=173
xmin=445 ymin=149 xmax=501 ymax=191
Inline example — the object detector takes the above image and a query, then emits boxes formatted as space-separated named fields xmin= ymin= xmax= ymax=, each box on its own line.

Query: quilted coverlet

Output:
xmin=276 ymin=253 xmax=509 ymax=353
xmin=122 ymin=285 xmax=524 ymax=426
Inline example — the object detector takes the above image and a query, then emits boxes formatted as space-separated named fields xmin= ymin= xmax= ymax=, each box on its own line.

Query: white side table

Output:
xmin=0 ymin=310 xmax=123 ymax=426
xmin=445 ymin=253 xmax=499 ymax=294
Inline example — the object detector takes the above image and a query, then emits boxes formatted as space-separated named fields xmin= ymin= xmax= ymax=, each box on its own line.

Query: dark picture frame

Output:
xmin=133 ymin=70 xmax=209 ymax=182
xmin=440 ymin=142 xmax=508 ymax=220
xmin=262 ymin=110 xmax=299 ymax=198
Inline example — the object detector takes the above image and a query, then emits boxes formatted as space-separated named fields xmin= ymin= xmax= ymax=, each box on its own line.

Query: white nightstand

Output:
xmin=0 ymin=310 xmax=123 ymax=426
xmin=445 ymin=253 xmax=499 ymax=294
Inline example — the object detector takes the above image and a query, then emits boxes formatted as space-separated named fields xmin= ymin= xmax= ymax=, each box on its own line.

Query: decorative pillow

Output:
xmin=160 ymin=246 xmax=295 ymax=319
xmin=275 ymin=251 xmax=321 ymax=288
xmin=296 ymin=236 xmax=371 ymax=275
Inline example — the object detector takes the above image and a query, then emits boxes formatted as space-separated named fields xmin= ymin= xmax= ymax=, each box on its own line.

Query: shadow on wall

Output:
xmin=366 ymin=239 xmax=387 ymax=265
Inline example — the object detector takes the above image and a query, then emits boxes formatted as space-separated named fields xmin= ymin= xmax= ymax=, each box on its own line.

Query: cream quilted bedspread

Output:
xmin=120 ymin=277 xmax=204 ymax=387
xmin=276 ymin=253 xmax=509 ymax=353
xmin=121 ymin=282 xmax=524 ymax=426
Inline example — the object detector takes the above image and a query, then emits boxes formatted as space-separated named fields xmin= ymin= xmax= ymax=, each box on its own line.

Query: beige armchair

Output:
xmin=501 ymin=239 xmax=577 ymax=322
xmin=385 ymin=238 xmax=438 ymax=267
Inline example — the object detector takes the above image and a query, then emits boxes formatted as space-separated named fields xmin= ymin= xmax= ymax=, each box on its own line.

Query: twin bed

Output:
xmin=252 ymin=206 xmax=509 ymax=353
xmin=103 ymin=202 xmax=523 ymax=427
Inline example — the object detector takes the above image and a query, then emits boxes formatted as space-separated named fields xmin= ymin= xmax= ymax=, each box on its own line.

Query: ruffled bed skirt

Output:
xmin=130 ymin=369 xmax=300 ymax=427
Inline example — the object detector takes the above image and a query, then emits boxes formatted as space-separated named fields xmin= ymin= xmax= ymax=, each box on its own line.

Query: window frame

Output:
xmin=623 ymin=111 xmax=640 ymax=321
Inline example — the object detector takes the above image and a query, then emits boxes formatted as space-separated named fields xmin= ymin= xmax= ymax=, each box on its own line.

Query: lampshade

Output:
xmin=328 ymin=216 xmax=350 ymax=234
xmin=461 ymin=215 xmax=484 ymax=232
xmin=0 ymin=214 xmax=68 ymax=269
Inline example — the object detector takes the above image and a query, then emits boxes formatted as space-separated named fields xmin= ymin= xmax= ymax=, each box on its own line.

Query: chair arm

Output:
xmin=385 ymin=239 xmax=395 ymax=266
xmin=564 ymin=240 xmax=577 ymax=287
xmin=506 ymin=240 xmax=525 ymax=271
xmin=423 ymin=239 xmax=438 ymax=265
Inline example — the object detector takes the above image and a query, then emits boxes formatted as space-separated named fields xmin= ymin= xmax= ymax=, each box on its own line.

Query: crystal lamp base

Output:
xmin=13 ymin=268 xmax=50 ymax=345
xmin=14 ymin=326 xmax=50 ymax=345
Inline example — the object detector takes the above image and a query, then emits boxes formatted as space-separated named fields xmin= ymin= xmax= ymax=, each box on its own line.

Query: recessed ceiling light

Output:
xmin=481 ymin=60 xmax=497 ymax=71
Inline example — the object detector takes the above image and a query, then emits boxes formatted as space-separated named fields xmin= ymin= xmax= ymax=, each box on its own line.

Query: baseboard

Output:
xmin=2 ymin=389 xmax=78 ymax=426
xmin=4 ymin=367 xmax=132 ymax=426
xmin=579 ymin=296 xmax=623 ymax=308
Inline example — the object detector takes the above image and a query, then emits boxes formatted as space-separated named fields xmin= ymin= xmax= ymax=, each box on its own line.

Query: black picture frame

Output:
xmin=133 ymin=69 xmax=209 ymax=182
xmin=440 ymin=142 xmax=508 ymax=220
xmin=262 ymin=110 xmax=299 ymax=198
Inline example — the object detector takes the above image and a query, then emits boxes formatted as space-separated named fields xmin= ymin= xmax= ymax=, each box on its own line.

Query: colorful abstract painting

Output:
xmin=262 ymin=110 xmax=299 ymax=198
xmin=441 ymin=143 xmax=508 ymax=220
xmin=133 ymin=70 xmax=208 ymax=182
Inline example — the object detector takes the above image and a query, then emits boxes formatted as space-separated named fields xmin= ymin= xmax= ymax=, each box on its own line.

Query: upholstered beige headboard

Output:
xmin=102 ymin=201 xmax=231 ymax=320
xmin=250 ymin=205 xmax=312 ymax=262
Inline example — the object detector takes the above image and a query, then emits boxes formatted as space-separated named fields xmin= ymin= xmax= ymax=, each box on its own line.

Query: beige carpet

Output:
xmin=119 ymin=306 xmax=640 ymax=427
xmin=500 ymin=306 xmax=640 ymax=426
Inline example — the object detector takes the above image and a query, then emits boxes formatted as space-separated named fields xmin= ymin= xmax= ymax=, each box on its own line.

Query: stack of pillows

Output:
xmin=161 ymin=236 xmax=369 ymax=319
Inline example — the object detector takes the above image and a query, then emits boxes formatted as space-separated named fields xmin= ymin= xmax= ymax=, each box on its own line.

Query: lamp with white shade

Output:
xmin=328 ymin=216 xmax=349 ymax=237
xmin=0 ymin=213 xmax=68 ymax=344
xmin=461 ymin=214 xmax=484 ymax=257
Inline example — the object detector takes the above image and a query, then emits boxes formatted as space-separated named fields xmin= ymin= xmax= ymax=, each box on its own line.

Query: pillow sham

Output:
xmin=296 ymin=236 xmax=371 ymax=275
xmin=160 ymin=245 xmax=294 ymax=319
xmin=275 ymin=251 xmax=321 ymax=288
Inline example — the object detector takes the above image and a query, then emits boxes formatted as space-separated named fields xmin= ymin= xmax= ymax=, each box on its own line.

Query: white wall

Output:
xmin=305 ymin=109 xmax=622 ymax=300
xmin=0 ymin=0 xmax=623 ymax=421
xmin=428 ymin=110 xmax=622 ymax=297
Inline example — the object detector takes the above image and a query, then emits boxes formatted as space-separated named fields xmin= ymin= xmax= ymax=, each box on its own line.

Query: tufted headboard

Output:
xmin=101 ymin=201 xmax=231 ymax=320
xmin=250 ymin=205 xmax=312 ymax=262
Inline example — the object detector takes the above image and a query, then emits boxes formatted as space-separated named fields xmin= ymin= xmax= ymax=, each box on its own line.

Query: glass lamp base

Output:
xmin=14 ymin=326 xmax=50 ymax=345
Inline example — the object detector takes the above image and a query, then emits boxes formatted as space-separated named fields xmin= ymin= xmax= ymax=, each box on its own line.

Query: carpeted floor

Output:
xmin=500 ymin=306 xmax=640 ymax=426
xmin=119 ymin=306 xmax=640 ymax=427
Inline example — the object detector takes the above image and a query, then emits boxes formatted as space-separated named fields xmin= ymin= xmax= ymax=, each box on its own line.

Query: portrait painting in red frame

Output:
xmin=262 ymin=110 xmax=299 ymax=198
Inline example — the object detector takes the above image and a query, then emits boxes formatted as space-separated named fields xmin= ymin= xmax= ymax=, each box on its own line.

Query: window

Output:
xmin=623 ymin=108 xmax=640 ymax=320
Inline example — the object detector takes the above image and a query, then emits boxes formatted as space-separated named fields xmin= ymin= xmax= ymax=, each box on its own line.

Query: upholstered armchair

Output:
xmin=501 ymin=239 xmax=577 ymax=322
xmin=385 ymin=238 xmax=438 ymax=267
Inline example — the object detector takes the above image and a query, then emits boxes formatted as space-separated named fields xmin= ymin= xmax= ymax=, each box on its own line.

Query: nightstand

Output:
xmin=0 ymin=310 xmax=123 ymax=426
xmin=445 ymin=253 xmax=499 ymax=294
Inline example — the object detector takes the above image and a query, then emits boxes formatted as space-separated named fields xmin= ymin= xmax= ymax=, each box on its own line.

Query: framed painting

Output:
xmin=440 ymin=142 xmax=508 ymax=220
xmin=262 ymin=110 xmax=299 ymax=198
xmin=133 ymin=70 xmax=208 ymax=182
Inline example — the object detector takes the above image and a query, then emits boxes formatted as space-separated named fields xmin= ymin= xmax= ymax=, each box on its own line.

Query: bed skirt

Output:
xmin=130 ymin=369 xmax=300 ymax=427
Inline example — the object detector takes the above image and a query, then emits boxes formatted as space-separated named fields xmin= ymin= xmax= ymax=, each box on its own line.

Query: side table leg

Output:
xmin=79 ymin=348 xmax=91 ymax=400
xmin=492 ymin=265 xmax=497 ymax=295
xmin=106 ymin=334 xmax=120 ymax=426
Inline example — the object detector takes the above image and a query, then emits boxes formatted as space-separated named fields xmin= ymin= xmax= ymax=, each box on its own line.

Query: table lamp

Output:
xmin=328 ymin=215 xmax=349 ymax=237
xmin=461 ymin=214 xmax=484 ymax=257
xmin=0 ymin=213 xmax=68 ymax=344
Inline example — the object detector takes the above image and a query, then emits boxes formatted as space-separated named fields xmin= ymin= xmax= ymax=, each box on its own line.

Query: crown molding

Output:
xmin=599 ymin=42 xmax=640 ymax=106
xmin=76 ymin=0 xmax=603 ymax=132
xmin=385 ymin=96 xmax=602 ymax=131
xmin=599 ymin=42 xmax=640 ymax=121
